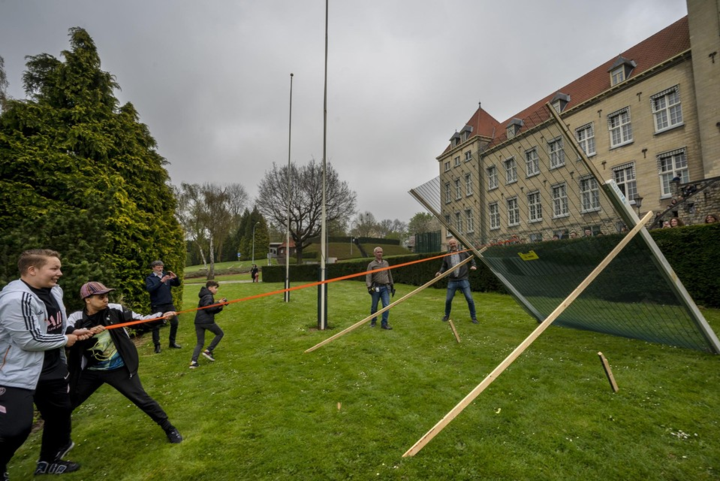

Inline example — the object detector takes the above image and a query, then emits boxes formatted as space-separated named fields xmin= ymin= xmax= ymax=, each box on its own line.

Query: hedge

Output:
xmin=262 ymin=223 xmax=719 ymax=308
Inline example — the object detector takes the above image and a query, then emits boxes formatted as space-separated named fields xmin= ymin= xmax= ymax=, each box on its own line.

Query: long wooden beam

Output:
xmin=304 ymin=255 xmax=475 ymax=353
xmin=403 ymin=210 xmax=654 ymax=457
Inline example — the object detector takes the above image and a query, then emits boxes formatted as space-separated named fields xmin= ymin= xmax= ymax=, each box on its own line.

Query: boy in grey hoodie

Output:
xmin=0 ymin=249 xmax=91 ymax=478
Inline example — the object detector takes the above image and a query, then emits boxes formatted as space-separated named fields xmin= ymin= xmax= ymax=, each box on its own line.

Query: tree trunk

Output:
xmin=195 ymin=240 xmax=208 ymax=269
xmin=208 ymin=236 xmax=215 ymax=280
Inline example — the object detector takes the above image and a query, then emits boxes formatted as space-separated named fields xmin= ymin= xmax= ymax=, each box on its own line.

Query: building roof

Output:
xmin=441 ymin=16 xmax=690 ymax=154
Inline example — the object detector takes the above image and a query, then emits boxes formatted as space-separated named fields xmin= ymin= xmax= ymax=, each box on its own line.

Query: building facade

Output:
xmin=437 ymin=0 xmax=720 ymax=246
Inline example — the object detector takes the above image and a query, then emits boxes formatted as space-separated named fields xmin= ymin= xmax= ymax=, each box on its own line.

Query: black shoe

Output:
xmin=370 ymin=322 xmax=376 ymax=328
xmin=165 ymin=426 xmax=183 ymax=444
xmin=55 ymin=440 xmax=75 ymax=460
xmin=442 ymin=316 xmax=449 ymax=322
xmin=202 ymin=350 xmax=215 ymax=362
xmin=154 ymin=345 xmax=162 ymax=353
xmin=471 ymin=319 xmax=479 ymax=324
xmin=169 ymin=343 xmax=182 ymax=349
xmin=35 ymin=460 xmax=80 ymax=475
xmin=381 ymin=324 xmax=393 ymax=330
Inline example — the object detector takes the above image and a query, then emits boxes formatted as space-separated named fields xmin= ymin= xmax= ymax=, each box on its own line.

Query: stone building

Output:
xmin=437 ymin=0 xmax=720 ymax=246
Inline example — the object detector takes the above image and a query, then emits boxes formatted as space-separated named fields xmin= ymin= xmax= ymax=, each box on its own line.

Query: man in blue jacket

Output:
xmin=144 ymin=260 xmax=181 ymax=353
xmin=0 ymin=249 xmax=89 ymax=478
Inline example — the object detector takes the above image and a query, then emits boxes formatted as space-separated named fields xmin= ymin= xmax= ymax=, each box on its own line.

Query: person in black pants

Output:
xmin=189 ymin=281 xmax=227 ymax=369
xmin=145 ymin=260 xmax=181 ymax=353
xmin=67 ymin=281 xmax=183 ymax=444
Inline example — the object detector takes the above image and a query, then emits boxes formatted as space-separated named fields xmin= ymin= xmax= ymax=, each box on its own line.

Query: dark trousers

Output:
xmin=192 ymin=323 xmax=224 ymax=362
xmin=71 ymin=366 xmax=169 ymax=429
xmin=0 ymin=386 xmax=35 ymax=473
xmin=151 ymin=303 xmax=179 ymax=346
xmin=34 ymin=377 xmax=73 ymax=461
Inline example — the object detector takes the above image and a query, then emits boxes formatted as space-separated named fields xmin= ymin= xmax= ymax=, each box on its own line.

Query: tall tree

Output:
xmin=408 ymin=212 xmax=441 ymax=235
xmin=257 ymin=160 xmax=356 ymax=262
xmin=351 ymin=211 xmax=377 ymax=238
xmin=0 ymin=28 xmax=184 ymax=312
xmin=0 ymin=55 xmax=8 ymax=109
xmin=175 ymin=182 xmax=248 ymax=278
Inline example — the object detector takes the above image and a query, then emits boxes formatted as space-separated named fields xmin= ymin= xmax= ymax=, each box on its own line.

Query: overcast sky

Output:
xmin=0 ymin=0 xmax=688 ymax=225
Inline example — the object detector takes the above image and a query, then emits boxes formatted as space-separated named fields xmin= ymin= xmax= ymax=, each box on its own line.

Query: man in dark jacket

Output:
xmin=67 ymin=282 xmax=183 ymax=444
xmin=435 ymin=238 xmax=479 ymax=324
xmin=190 ymin=281 xmax=227 ymax=369
xmin=145 ymin=260 xmax=181 ymax=353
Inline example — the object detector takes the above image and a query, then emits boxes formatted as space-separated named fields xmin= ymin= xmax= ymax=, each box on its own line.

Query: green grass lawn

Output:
xmin=10 ymin=282 xmax=720 ymax=480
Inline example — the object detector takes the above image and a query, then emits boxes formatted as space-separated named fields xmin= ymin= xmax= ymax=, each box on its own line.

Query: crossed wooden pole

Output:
xmin=402 ymin=211 xmax=654 ymax=457
xmin=304 ymin=255 xmax=475 ymax=354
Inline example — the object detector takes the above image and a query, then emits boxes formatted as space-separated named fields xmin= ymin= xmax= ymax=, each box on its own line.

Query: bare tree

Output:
xmin=176 ymin=182 xmax=248 ymax=278
xmin=351 ymin=211 xmax=377 ymax=237
xmin=257 ymin=159 xmax=356 ymax=262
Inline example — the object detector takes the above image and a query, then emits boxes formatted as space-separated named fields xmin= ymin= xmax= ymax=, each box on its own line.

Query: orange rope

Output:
xmin=105 ymin=249 xmax=472 ymax=330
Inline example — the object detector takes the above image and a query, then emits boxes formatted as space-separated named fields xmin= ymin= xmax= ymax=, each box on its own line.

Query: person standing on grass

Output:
xmin=251 ymin=264 xmax=259 ymax=283
xmin=145 ymin=260 xmax=181 ymax=353
xmin=67 ymin=282 xmax=183 ymax=444
xmin=435 ymin=238 xmax=479 ymax=324
xmin=189 ymin=280 xmax=227 ymax=369
xmin=0 ymin=249 xmax=89 ymax=478
xmin=366 ymin=247 xmax=394 ymax=330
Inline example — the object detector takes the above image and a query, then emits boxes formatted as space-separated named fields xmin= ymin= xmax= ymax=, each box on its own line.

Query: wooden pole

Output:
xmin=304 ymin=256 xmax=474 ymax=353
xmin=598 ymin=352 xmax=619 ymax=393
xmin=402 ymin=211 xmax=654 ymax=457
xmin=448 ymin=319 xmax=461 ymax=343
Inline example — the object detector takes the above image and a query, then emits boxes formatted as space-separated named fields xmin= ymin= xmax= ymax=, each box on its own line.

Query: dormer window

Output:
xmin=551 ymin=92 xmax=570 ymax=113
xmin=450 ymin=132 xmax=462 ymax=147
xmin=461 ymin=125 xmax=473 ymax=142
xmin=608 ymin=56 xmax=636 ymax=86
xmin=506 ymin=118 xmax=523 ymax=139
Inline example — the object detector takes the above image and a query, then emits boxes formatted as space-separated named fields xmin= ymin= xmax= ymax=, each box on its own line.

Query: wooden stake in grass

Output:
xmin=448 ymin=319 xmax=461 ymax=343
xmin=402 ymin=211 xmax=654 ymax=457
xmin=304 ymin=256 xmax=475 ymax=354
xmin=598 ymin=352 xmax=619 ymax=393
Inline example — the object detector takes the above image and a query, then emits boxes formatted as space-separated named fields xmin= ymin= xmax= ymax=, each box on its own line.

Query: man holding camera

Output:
xmin=365 ymin=247 xmax=394 ymax=330
xmin=145 ymin=260 xmax=181 ymax=353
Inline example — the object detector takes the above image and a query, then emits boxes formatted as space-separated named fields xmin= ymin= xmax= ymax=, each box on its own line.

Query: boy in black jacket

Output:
xmin=190 ymin=281 xmax=227 ymax=369
xmin=67 ymin=282 xmax=183 ymax=444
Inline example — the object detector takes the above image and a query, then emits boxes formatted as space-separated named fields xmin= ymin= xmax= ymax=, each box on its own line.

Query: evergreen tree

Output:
xmin=0 ymin=28 xmax=184 ymax=312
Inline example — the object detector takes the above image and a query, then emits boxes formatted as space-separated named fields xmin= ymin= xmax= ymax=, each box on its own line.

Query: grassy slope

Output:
xmin=10 ymin=281 xmax=720 ymax=480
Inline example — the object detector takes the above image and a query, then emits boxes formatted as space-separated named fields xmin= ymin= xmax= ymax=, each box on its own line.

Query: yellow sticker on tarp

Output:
xmin=518 ymin=250 xmax=539 ymax=261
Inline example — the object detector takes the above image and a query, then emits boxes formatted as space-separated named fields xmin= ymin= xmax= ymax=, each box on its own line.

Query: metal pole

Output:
xmin=318 ymin=0 xmax=329 ymax=330
xmin=252 ymin=222 xmax=259 ymax=265
xmin=285 ymin=73 xmax=294 ymax=302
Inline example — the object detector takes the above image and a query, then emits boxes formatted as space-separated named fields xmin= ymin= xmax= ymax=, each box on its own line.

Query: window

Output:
xmin=658 ymin=149 xmax=689 ymax=197
xmin=548 ymin=138 xmax=565 ymax=169
xmin=455 ymin=212 xmax=462 ymax=233
xmin=651 ymin=86 xmax=683 ymax=132
xmin=575 ymin=123 xmax=596 ymax=156
xmin=454 ymin=156 xmax=461 ymax=167
xmin=489 ymin=203 xmax=500 ymax=230
xmin=580 ymin=176 xmax=600 ymax=212
xmin=608 ymin=107 xmax=633 ymax=148
xmin=528 ymin=191 xmax=542 ymax=223
xmin=455 ymin=179 xmax=461 ymax=200
xmin=552 ymin=183 xmax=569 ymax=218
xmin=507 ymin=197 xmax=520 ymax=226
xmin=444 ymin=161 xmax=450 ymax=172
xmin=505 ymin=157 xmax=517 ymax=184
xmin=464 ymin=151 xmax=472 ymax=162
xmin=465 ymin=174 xmax=473 ymax=196
xmin=525 ymin=148 xmax=539 ymax=177
xmin=551 ymin=92 xmax=570 ymax=113
xmin=612 ymin=163 xmax=637 ymax=202
xmin=529 ymin=233 xmax=543 ymax=242
xmin=445 ymin=182 xmax=451 ymax=204
xmin=465 ymin=209 xmax=474 ymax=233
xmin=487 ymin=166 xmax=498 ymax=190
xmin=611 ymin=67 xmax=625 ymax=86
xmin=444 ymin=215 xmax=451 ymax=237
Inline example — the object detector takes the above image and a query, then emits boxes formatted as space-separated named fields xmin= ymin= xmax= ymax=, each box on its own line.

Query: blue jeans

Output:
xmin=445 ymin=279 xmax=476 ymax=320
xmin=370 ymin=285 xmax=391 ymax=326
